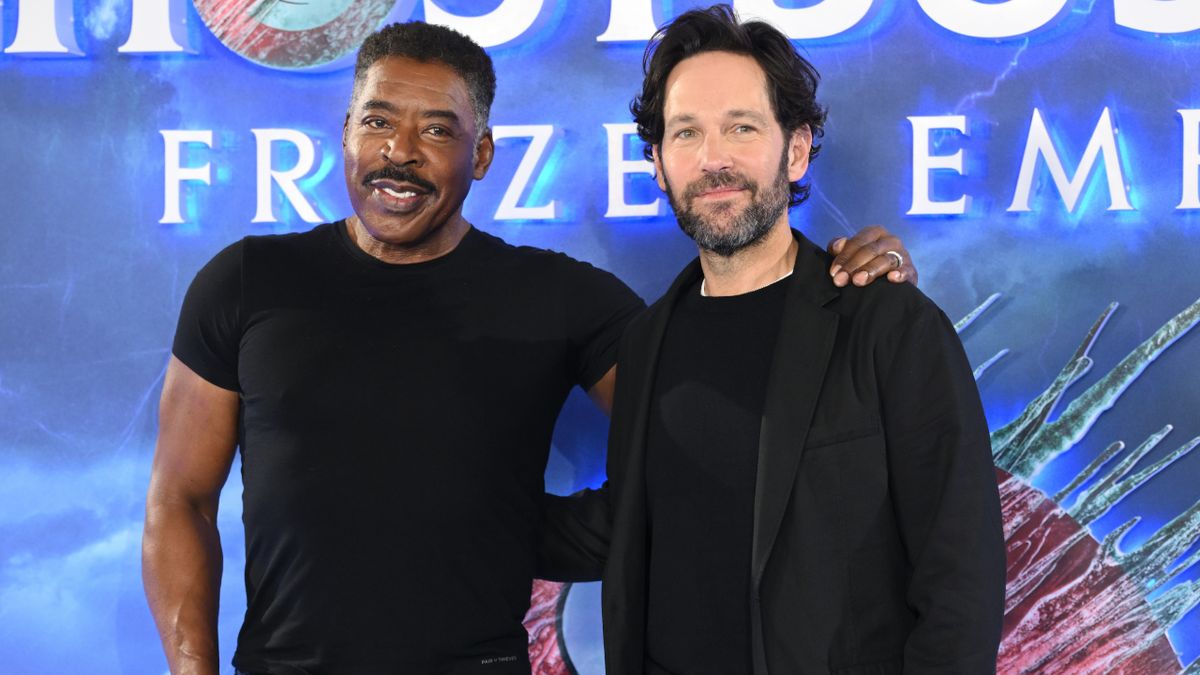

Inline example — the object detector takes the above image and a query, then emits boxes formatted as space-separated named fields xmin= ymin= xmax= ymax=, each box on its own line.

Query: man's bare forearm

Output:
xmin=143 ymin=497 xmax=224 ymax=675
xmin=143 ymin=357 xmax=239 ymax=673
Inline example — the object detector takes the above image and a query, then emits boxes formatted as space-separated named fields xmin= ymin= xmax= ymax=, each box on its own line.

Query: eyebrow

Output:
xmin=665 ymin=113 xmax=696 ymax=128
xmin=360 ymin=100 xmax=463 ymax=126
xmin=361 ymin=99 xmax=400 ymax=114
xmin=421 ymin=109 xmax=462 ymax=125
xmin=665 ymin=109 xmax=771 ymax=128
xmin=726 ymin=109 xmax=770 ymax=124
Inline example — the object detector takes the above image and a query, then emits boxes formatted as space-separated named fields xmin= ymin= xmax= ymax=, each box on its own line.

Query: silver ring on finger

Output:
xmin=885 ymin=250 xmax=903 ymax=270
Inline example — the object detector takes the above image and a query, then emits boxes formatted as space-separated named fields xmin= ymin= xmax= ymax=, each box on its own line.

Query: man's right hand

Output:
xmin=827 ymin=225 xmax=919 ymax=287
xmin=143 ymin=356 xmax=239 ymax=675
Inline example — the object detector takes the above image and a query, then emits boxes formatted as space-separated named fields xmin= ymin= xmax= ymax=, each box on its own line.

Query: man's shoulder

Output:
xmin=218 ymin=222 xmax=344 ymax=279
xmin=187 ymin=223 xmax=342 ymax=299
xmin=826 ymin=276 xmax=959 ymax=370
xmin=616 ymin=285 xmax=677 ymax=355
xmin=470 ymin=226 xmax=633 ymax=287
xmin=838 ymin=274 xmax=938 ymax=321
xmin=793 ymin=230 xmax=937 ymax=324
xmin=638 ymin=290 xmax=675 ymax=327
xmin=238 ymin=221 xmax=340 ymax=256
xmin=472 ymin=227 xmax=591 ymax=268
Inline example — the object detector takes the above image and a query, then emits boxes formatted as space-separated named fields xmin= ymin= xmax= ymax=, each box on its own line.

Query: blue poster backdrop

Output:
xmin=1 ymin=1 xmax=1198 ymax=673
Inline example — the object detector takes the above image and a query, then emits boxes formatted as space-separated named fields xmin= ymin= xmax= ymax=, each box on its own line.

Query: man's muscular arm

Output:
xmin=143 ymin=356 xmax=239 ymax=675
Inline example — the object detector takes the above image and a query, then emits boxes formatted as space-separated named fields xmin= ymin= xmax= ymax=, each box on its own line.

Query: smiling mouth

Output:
xmin=370 ymin=180 xmax=432 ymax=212
xmin=380 ymin=186 xmax=419 ymax=199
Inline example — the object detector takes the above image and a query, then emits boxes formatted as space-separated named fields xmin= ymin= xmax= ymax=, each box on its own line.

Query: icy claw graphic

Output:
xmin=965 ymin=296 xmax=1200 ymax=673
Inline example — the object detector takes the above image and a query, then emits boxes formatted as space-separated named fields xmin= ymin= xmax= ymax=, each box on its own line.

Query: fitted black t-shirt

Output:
xmin=644 ymin=275 xmax=788 ymax=675
xmin=172 ymin=222 xmax=643 ymax=674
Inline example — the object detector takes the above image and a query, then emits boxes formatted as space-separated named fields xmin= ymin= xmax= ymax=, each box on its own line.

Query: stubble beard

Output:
xmin=665 ymin=149 xmax=792 ymax=258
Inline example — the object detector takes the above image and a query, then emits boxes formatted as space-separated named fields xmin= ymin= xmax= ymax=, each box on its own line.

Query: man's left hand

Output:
xmin=827 ymin=225 xmax=918 ymax=287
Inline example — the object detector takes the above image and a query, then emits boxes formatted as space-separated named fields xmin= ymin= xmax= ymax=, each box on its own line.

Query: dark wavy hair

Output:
xmin=632 ymin=4 xmax=826 ymax=207
xmin=352 ymin=22 xmax=496 ymax=139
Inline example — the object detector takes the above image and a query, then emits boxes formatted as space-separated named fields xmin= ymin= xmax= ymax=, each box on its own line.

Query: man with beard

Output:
xmin=142 ymin=18 xmax=916 ymax=675
xmin=540 ymin=6 xmax=1006 ymax=674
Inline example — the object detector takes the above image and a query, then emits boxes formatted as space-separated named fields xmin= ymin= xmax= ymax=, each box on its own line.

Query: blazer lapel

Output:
xmin=623 ymin=257 xmax=703 ymax=460
xmin=750 ymin=233 xmax=840 ymax=589
xmin=605 ymin=257 xmax=703 ymax=675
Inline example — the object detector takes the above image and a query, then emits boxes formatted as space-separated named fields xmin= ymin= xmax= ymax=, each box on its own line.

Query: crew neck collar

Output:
xmin=333 ymin=220 xmax=481 ymax=271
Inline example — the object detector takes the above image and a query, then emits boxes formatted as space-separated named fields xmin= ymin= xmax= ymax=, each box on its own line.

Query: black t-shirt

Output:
xmin=644 ymin=276 xmax=788 ymax=675
xmin=172 ymin=222 xmax=644 ymax=674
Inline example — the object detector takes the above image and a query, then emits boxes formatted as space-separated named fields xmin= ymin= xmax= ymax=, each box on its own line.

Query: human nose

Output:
xmin=697 ymin=132 xmax=732 ymax=173
xmin=381 ymin=128 xmax=423 ymax=166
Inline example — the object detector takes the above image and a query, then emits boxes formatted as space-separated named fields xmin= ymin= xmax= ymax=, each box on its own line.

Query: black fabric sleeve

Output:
xmin=171 ymin=240 xmax=244 ymax=392
xmin=537 ymin=486 xmax=612 ymax=582
xmin=878 ymin=301 xmax=1006 ymax=673
xmin=562 ymin=258 xmax=645 ymax=390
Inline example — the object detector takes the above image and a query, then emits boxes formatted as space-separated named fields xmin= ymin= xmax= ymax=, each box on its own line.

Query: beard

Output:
xmin=664 ymin=148 xmax=791 ymax=257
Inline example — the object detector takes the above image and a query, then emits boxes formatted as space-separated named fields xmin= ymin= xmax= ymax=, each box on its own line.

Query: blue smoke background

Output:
xmin=1 ymin=1 xmax=1198 ymax=672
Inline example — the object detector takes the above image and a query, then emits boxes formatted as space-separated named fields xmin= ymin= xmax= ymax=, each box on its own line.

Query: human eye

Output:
xmin=424 ymin=125 xmax=453 ymax=138
xmin=673 ymin=127 xmax=697 ymax=140
xmin=362 ymin=116 xmax=389 ymax=130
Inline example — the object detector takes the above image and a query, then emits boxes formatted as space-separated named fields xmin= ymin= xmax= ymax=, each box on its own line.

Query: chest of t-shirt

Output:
xmin=252 ymin=271 xmax=565 ymax=392
xmin=233 ymin=274 xmax=576 ymax=488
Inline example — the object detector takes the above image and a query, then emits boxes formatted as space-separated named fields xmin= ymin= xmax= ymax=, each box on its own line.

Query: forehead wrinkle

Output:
xmin=360 ymin=57 xmax=472 ymax=108
xmin=663 ymin=51 xmax=773 ymax=122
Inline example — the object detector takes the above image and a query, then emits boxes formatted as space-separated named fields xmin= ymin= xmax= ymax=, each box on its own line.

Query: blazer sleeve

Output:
xmin=878 ymin=302 xmax=1006 ymax=674
xmin=537 ymin=486 xmax=613 ymax=582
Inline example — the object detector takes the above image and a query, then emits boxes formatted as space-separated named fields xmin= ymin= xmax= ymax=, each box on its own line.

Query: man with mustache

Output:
xmin=540 ymin=6 xmax=1005 ymax=674
xmin=142 ymin=19 xmax=917 ymax=675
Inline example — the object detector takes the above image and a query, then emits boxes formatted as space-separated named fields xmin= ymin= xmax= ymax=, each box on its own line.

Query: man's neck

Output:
xmin=345 ymin=215 xmax=471 ymax=265
xmin=698 ymin=221 xmax=797 ymax=297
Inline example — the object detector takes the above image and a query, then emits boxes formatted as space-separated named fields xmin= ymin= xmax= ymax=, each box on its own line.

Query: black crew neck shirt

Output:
xmin=172 ymin=222 xmax=644 ymax=674
xmin=644 ymin=275 xmax=789 ymax=675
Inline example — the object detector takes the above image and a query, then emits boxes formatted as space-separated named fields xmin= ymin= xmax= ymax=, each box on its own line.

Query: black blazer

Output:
xmin=541 ymin=232 xmax=1005 ymax=675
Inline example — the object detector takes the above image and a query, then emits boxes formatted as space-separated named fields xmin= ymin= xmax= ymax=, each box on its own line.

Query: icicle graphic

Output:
xmin=1009 ymin=299 xmax=1200 ymax=479
xmin=958 ymin=295 xmax=1200 ymax=672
